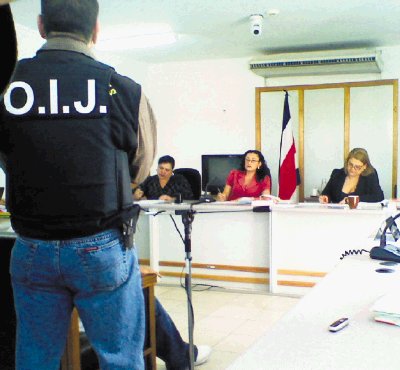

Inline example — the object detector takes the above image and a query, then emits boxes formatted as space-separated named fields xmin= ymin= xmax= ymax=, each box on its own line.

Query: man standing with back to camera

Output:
xmin=0 ymin=0 xmax=157 ymax=369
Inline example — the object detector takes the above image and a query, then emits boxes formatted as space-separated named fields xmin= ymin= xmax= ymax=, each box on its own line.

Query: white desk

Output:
xmin=269 ymin=204 xmax=392 ymax=294
xmin=134 ymin=201 xmax=271 ymax=292
xmin=134 ymin=201 xmax=393 ymax=294
xmin=228 ymin=255 xmax=400 ymax=370
xmin=1 ymin=202 xmax=393 ymax=294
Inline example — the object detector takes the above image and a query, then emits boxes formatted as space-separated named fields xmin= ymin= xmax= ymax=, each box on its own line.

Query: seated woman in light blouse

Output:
xmin=217 ymin=149 xmax=271 ymax=201
xmin=319 ymin=147 xmax=384 ymax=204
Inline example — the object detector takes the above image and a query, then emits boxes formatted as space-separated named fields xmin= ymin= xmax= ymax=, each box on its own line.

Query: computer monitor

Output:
xmin=201 ymin=154 xmax=242 ymax=194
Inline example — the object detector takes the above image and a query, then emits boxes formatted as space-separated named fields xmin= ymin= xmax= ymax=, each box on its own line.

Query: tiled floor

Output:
xmin=154 ymin=283 xmax=300 ymax=370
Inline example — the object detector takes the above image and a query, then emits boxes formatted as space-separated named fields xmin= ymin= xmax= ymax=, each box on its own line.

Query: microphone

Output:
xmin=380 ymin=215 xmax=400 ymax=247
xmin=199 ymin=180 xmax=216 ymax=203
xmin=370 ymin=213 xmax=400 ymax=262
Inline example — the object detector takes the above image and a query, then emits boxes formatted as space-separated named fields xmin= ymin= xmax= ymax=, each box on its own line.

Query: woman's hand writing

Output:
xmin=216 ymin=192 xmax=227 ymax=201
xmin=319 ymin=195 xmax=329 ymax=204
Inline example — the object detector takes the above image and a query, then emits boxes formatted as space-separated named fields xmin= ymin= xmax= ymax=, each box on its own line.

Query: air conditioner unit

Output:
xmin=249 ymin=49 xmax=383 ymax=77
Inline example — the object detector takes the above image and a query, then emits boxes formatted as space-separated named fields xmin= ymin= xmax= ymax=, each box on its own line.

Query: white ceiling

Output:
xmin=9 ymin=0 xmax=400 ymax=64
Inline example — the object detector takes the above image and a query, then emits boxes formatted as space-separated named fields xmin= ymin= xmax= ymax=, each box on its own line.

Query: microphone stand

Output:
xmin=370 ymin=212 xmax=400 ymax=262
xmin=199 ymin=183 xmax=216 ymax=203
xmin=380 ymin=214 xmax=400 ymax=247
xmin=181 ymin=209 xmax=195 ymax=370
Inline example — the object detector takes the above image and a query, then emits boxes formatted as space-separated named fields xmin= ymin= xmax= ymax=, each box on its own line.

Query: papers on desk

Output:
xmin=236 ymin=197 xmax=253 ymax=204
xmin=214 ymin=197 xmax=273 ymax=206
xmin=371 ymin=293 xmax=400 ymax=326
xmin=357 ymin=201 xmax=386 ymax=210
xmin=0 ymin=205 xmax=10 ymax=217
xmin=277 ymin=203 xmax=348 ymax=209
xmin=0 ymin=207 xmax=11 ymax=231
xmin=134 ymin=200 xmax=166 ymax=207
xmin=251 ymin=199 xmax=273 ymax=207
xmin=134 ymin=200 xmax=167 ymax=212
xmin=213 ymin=199 xmax=252 ymax=205
xmin=327 ymin=204 xmax=348 ymax=209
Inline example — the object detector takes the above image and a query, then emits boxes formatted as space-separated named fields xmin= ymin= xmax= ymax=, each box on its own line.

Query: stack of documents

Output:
xmin=0 ymin=206 xmax=11 ymax=232
xmin=357 ymin=201 xmax=386 ymax=210
xmin=134 ymin=199 xmax=166 ymax=207
xmin=371 ymin=293 xmax=400 ymax=326
xmin=0 ymin=204 xmax=10 ymax=217
xmin=251 ymin=195 xmax=285 ymax=207
xmin=235 ymin=197 xmax=253 ymax=204
xmin=251 ymin=199 xmax=273 ymax=207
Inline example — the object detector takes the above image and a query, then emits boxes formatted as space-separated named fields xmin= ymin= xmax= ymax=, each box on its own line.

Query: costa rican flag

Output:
xmin=278 ymin=92 xmax=300 ymax=200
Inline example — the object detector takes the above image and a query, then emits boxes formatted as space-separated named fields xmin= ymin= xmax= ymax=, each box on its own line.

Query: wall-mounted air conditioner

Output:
xmin=249 ymin=49 xmax=383 ymax=77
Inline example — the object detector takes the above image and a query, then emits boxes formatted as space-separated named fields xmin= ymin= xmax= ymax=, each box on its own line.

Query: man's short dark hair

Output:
xmin=158 ymin=155 xmax=175 ymax=169
xmin=41 ymin=0 xmax=99 ymax=42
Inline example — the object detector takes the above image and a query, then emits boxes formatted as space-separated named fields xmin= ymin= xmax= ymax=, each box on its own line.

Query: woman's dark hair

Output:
xmin=41 ymin=0 xmax=99 ymax=43
xmin=239 ymin=150 xmax=271 ymax=182
xmin=158 ymin=155 xmax=175 ymax=169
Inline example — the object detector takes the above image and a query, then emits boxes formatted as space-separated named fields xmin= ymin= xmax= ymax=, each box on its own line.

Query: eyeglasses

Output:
xmin=347 ymin=161 xmax=364 ymax=171
xmin=245 ymin=158 xmax=259 ymax=163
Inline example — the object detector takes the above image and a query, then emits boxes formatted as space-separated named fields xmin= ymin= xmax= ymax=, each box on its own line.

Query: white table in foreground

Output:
xmin=227 ymin=255 xmax=400 ymax=370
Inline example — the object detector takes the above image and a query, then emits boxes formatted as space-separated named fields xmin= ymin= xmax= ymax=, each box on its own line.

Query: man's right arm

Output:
xmin=131 ymin=94 xmax=157 ymax=185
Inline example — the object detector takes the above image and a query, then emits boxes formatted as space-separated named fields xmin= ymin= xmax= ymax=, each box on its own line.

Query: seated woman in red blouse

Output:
xmin=216 ymin=150 xmax=271 ymax=201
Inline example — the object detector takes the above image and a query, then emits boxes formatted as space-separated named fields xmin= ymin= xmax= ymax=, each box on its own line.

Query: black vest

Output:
xmin=1 ymin=51 xmax=139 ymax=239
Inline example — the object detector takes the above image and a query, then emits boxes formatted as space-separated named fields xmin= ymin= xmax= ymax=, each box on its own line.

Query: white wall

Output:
xmin=96 ymin=52 xmax=150 ymax=87
xmin=123 ymin=45 xmax=400 ymax=195
xmin=144 ymin=58 xmax=262 ymax=172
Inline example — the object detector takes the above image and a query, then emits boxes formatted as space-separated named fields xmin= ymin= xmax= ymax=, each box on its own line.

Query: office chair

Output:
xmin=173 ymin=168 xmax=201 ymax=200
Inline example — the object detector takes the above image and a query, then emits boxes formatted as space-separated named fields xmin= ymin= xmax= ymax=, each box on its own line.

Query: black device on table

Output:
xmin=370 ymin=213 xmax=400 ymax=263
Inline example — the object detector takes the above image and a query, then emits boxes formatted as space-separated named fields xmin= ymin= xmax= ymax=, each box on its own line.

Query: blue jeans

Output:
xmin=154 ymin=298 xmax=198 ymax=370
xmin=79 ymin=293 xmax=198 ymax=370
xmin=10 ymin=229 xmax=145 ymax=370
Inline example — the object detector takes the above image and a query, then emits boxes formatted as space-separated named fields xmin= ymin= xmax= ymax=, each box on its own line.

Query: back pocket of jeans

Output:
xmin=78 ymin=238 xmax=129 ymax=291
xmin=10 ymin=238 xmax=38 ymax=284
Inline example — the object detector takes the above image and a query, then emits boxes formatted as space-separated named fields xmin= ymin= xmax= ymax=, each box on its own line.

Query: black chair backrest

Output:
xmin=174 ymin=168 xmax=201 ymax=200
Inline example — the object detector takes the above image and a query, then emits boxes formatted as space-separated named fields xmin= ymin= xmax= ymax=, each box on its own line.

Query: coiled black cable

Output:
xmin=340 ymin=249 xmax=370 ymax=260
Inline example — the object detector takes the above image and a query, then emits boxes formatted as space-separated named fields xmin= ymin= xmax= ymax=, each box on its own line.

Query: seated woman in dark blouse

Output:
xmin=133 ymin=155 xmax=194 ymax=201
xmin=319 ymin=147 xmax=384 ymax=204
